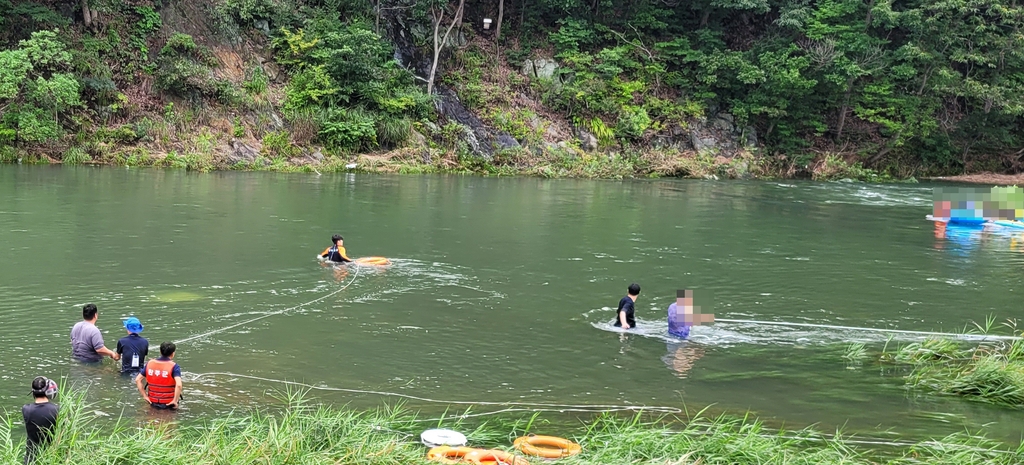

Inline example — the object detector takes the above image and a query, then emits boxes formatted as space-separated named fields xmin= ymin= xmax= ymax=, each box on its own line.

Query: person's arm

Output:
xmin=170 ymin=376 xmax=183 ymax=407
xmin=97 ymin=346 xmax=119 ymax=360
xmin=93 ymin=333 xmax=119 ymax=360
xmin=135 ymin=372 xmax=150 ymax=403
xmin=619 ymin=310 xmax=630 ymax=329
xmin=318 ymin=247 xmax=331 ymax=259
xmin=339 ymin=247 xmax=352 ymax=262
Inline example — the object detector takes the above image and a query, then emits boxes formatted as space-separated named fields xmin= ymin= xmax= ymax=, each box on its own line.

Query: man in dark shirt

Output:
xmin=22 ymin=376 xmax=58 ymax=464
xmin=116 ymin=317 xmax=149 ymax=376
xmin=614 ymin=283 xmax=641 ymax=329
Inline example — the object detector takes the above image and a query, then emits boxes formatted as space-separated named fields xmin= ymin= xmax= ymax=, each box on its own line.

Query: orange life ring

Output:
xmin=513 ymin=435 xmax=582 ymax=459
xmin=353 ymin=256 xmax=391 ymax=266
xmin=465 ymin=449 xmax=531 ymax=465
xmin=426 ymin=446 xmax=478 ymax=464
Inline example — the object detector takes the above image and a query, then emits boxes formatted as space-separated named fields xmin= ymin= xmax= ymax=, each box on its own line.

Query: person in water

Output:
xmin=116 ymin=317 xmax=149 ymax=377
xmin=319 ymin=234 xmax=352 ymax=263
xmin=614 ymin=283 xmax=641 ymax=329
xmin=22 ymin=376 xmax=58 ymax=464
xmin=70 ymin=304 xmax=120 ymax=364
xmin=135 ymin=342 xmax=182 ymax=410
xmin=668 ymin=289 xmax=714 ymax=339
xmin=668 ymin=290 xmax=693 ymax=339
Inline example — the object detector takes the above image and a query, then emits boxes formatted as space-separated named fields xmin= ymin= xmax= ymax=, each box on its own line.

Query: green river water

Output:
xmin=1 ymin=166 xmax=1022 ymax=445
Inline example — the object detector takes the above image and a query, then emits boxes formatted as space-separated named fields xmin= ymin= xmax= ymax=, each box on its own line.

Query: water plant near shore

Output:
xmin=2 ymin=386 xmax=1022 ymax=465
xmin=879 ymin=327 xmax=1024 ymax=408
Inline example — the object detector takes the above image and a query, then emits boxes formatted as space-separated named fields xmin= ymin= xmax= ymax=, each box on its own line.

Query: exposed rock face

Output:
xmin=521 ymin=58 xmax=559 ymax=80
xmin=576 ymin=128 xmax=599 ymax=152
xmin=226 ymin=139 xmax=260 ymax=164
xmin=436 ymin=87 xmax=520 ymax=159
xmin=688 ymin=112 xmax=758 ymax=156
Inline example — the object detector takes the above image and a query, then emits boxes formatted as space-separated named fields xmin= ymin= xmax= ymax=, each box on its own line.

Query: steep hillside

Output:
xmin=3 ymin=0 xmax=1024 ymax=180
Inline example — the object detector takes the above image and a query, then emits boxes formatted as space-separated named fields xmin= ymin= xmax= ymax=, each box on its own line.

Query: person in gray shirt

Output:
xmin=70 ymin=304 xmax=119 ymax=363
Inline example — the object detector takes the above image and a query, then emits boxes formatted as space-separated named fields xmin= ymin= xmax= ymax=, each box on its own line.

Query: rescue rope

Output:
xmin=714 ymin=318 xmax=1022 ymax=341
xmin=175 ymin=265 xmax=361 ymax=344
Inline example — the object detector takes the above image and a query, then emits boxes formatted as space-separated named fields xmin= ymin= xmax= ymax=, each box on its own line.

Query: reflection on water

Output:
xmin=661 ymin=341 xmax=706 ymax=378
xmin=934 ymin=221 xmax=1024 ymax=256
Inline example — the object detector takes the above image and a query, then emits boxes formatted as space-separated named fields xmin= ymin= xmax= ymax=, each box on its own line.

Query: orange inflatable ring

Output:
xmin=465 ymin=449 xmax=531 ymax=465
xmin=513 ymin=435 xmax=581 ymax=459
xmin=426 ymin=446 xmax=479 ymax=464
xmin=353 ymin=256 xmax=391 ymax=266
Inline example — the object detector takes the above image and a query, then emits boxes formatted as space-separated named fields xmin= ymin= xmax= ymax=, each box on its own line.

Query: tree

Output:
xmin=427 ymin=0 xmax=466 ymax=94
xmin=80 ymin=0 xmax=93 ymax=29
xmin=0 ymin=30 xmax=81 ymax=146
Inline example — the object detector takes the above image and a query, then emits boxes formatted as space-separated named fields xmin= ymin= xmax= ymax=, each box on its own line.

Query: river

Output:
xmin=1 ymin=166 xmax=1022 ymax=445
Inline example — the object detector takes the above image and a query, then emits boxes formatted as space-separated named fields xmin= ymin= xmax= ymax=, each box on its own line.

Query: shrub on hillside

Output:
xmin=272 ymin=18 xmax=431 ymax=151
xmin=154 ymin=33 xmax=237 ymax=104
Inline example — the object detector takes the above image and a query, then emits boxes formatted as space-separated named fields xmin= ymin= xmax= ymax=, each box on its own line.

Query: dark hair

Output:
xmin=332 ymin=234 xmax=343 ymax=244
xmin=83 ymin=304 xmax=98 ymax=320
xmin=628 ymin=283 xmax=641 ymax=296
xmin=160 ymin=342 xmax=176 ymax=357
xmin=31 ymin=377 xmax=49 ymax=398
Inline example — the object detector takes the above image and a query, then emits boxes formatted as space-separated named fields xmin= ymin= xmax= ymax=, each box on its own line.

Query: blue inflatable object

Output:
xmin=948 ymin=217 xmax=988 ymax=226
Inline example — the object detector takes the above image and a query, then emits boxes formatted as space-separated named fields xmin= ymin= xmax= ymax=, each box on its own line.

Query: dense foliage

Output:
xmin=272 ymin=16 xmax=431 ymax=150
xmin=2 ymin=0 xmax=1024 ymax=176
xmin=498 ymin=0 xmax=1024 ymax=174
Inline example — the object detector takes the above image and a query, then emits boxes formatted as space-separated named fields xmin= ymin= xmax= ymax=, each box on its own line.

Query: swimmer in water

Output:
xmin=613 ymin=283 xmax=640 ymax=329
xmin=668 ymin=289 xmax=714 ymax=339
xmin=318 ymin=234 xmax=352 ymax=263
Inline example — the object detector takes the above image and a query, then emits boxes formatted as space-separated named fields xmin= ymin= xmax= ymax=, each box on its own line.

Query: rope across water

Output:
xmin=175 ymin=264 xmax=361 ymax=345
xmin=714 ymin=318 xmax=1022 ymax=341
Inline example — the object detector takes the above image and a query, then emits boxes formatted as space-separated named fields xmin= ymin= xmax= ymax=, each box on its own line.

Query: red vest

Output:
xmin=145 ymin=359 xmax=177 ymax=404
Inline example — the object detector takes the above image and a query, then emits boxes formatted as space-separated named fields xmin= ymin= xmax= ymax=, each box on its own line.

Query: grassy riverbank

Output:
xmin=3 ymin=388 xmax=1021 ymax=465
xmin=4 ymin=147 xmax=915 ymax=183
xmin=877 ymin=331 xmax=1024 ymax=409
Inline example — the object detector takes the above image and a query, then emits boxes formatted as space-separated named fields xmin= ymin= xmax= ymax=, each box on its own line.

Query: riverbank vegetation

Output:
xmin=3 ymin=387 xmax=1023 ymax=464
xmin=877 ymin=334 xmax=1024 ymax=409
xmin=2 ymin=0 xmax=1024 ymax=179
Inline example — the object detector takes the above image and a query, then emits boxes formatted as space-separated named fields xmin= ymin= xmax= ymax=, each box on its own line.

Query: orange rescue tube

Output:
xmin=513 ymin=435 xmax=582 ymax=459
xmin=353 ymin=256 xmax=392 ymax=266
xmin=465 ymin=449 xmax=531 ymax=465
xmin=426 ymin=446 xmax=479 ymax=464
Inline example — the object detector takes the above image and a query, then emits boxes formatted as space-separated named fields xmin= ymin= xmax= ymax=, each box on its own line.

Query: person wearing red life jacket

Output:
xmin=134 ymin=342 xmax=182 ymax=410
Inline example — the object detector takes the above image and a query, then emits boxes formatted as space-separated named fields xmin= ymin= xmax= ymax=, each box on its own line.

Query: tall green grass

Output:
xmin=3 ymin=386 xmax=1022 ymax=465
xmin=881 ymin=334 xmax=1024 ymax=408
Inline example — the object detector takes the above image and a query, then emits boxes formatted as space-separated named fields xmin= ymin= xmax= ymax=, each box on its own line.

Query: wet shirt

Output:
xmin=614 ymin=296 xmax=636 ymax=328
xmin=321 ymin=245 xmax=351 ymax=262
xmin=667 ymin=303 xmax=691 ymax=339
xmin=116 ymin=334 xmax=149 ymax=374
xmin=22 ymin=402 xmax=58 ymax=449
xmin=70 ymin=321 xmax=104 ymax=363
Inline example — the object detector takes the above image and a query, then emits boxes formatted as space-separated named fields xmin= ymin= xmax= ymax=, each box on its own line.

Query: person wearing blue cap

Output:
xmin=115 ymin=317 xmax=149 ymax=376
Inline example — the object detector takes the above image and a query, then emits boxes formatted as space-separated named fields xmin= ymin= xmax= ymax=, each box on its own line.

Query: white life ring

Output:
xmin=421 ymin=429 xmax=468 ymax=448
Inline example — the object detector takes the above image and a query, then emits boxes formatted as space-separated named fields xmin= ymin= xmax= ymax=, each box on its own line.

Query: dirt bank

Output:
xmin=923 ymin=173 xmax=1024 ymax=185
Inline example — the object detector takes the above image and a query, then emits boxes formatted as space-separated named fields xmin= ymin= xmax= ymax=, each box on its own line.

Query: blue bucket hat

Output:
xmin=123 ymin=317 xmax=144 ymax=333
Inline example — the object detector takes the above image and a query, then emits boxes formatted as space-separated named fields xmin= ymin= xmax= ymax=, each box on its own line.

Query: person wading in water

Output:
xmin=135 ymin=342 xmax=183 ymax=410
